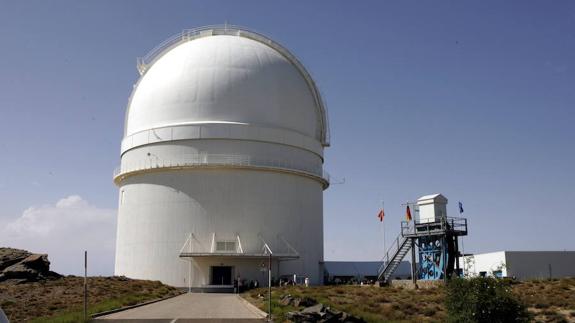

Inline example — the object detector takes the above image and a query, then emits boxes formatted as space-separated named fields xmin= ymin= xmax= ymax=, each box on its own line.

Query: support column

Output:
xmin=442 ymin=237 xmax=447 ymax=282
xmin=455 ymin=236 xmax=460 ymax=278
xmin=410 ymin=238 xmax=417 ymax=285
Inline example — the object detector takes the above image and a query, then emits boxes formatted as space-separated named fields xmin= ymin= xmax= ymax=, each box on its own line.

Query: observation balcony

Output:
xmin=401 ymin=217 xmax=468 ymax=238
xmin=113 ymin=153 xmax=330 ymax=188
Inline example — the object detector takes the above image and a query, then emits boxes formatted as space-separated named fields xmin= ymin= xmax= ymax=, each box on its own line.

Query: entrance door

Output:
xmin=211 ymin=266 xmax=232 ymax=285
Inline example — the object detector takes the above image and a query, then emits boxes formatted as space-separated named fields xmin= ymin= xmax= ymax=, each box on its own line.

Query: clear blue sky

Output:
xmin=1 ymin=1 xmax=574 ymax=275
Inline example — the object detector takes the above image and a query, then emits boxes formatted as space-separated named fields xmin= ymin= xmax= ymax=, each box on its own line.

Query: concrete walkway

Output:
xmin=95 ymin=293 xmax=267 ymax=322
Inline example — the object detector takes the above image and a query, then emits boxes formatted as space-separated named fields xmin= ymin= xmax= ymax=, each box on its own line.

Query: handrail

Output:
xmin=138 ymin=25 xmax=259 ymax=71
xmin=113 ymin=153 xmax=330 ymax=185
xmin=236 ymin=235 xmax=244 ymax=254
xmin=378 ymin=232 xmax=407 ymax=275
xmin=401 ymin=217 xmax=467 ymax=236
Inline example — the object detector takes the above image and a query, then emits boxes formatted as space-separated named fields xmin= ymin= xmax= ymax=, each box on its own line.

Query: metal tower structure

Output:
xmin=377 ymin=195 xmax=468 ymax=284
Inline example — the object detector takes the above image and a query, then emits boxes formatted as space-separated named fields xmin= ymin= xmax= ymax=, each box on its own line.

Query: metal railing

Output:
xmin=138 ymin=25 xmax=252 ymax=72
xmin=378 ymin=229 xmax=411 ymax=276
xmin=401 ymin=217 xmax=468 ymax=236
xmin=113 ymin=153 xmax=330 ymax=185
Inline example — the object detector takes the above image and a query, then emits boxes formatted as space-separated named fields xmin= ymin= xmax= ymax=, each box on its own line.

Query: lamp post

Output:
xmin=83 ymin=251 xmax=87 ymax=322
xmin=263 ymin=243 xmax=273 ymax=321
xmin=268 ymin=252 xmax=272 ymax=320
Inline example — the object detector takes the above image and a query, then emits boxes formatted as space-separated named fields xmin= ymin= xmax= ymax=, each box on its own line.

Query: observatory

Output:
xmin=113 ymin=26 xmax=329 ymax=289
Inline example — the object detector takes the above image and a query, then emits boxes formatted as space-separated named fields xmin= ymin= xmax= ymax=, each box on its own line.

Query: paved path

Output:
xmin=95 ymin=293 xmax=266 ymax=322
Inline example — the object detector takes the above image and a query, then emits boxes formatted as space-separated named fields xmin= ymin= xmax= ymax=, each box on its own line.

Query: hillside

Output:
xmin=0 ymin=276 xmax=182 ymax=322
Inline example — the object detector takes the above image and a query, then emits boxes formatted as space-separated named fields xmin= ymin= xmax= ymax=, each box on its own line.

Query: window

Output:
xmin=216 ymin=241 xmax=236 ymax=252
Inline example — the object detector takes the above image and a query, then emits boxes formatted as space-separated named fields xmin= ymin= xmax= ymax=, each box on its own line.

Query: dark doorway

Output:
xmin=211 ymin=266 xmax=232 ymax=285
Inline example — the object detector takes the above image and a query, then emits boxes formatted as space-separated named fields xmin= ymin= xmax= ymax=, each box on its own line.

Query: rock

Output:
xmin=280 ymin=294 xmax=295 ymax=306
xmin=286 ymin=302 xmax=365 ymax=323
xmin=0 ymin=278 xmax=29 ymax=285
xmin=323 ymin=308 xmax=343 ymax=322
xmin=340 ymin=313 xmax=365 ymax=323
xmin=2 ymin=263 xmax=39 ymax=281
xmin=0 ymin=248 xmax=60 ymax=284
xmin=0 ymin=248 xmax=31 ymax=271
xmin=286 ymin=311 xmax=322 ymax=322
xmin=21 ymin=254 xmax=50 ymax=272
xmin=295 ymin=296 xmax=317 ymax=307
xmin=302 ymin=303 xmax=325 ymax=314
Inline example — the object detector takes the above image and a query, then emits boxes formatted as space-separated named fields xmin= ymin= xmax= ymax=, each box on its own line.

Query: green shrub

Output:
xmin=445 ymin=277 xmax=529 ymax=323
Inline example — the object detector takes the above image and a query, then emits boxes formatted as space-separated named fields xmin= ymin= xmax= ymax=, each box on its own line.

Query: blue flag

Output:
xmin=458 ymin=201 xmax=464 ymax=214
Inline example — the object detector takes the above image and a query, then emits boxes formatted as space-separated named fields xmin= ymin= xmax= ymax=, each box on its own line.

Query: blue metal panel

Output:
xmin=418 ymin=236 xmax=445 ymax=280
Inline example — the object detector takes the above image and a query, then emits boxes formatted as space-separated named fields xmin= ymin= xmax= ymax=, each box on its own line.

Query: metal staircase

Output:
xmin=377 ymin=233 xmax=412 ymax=283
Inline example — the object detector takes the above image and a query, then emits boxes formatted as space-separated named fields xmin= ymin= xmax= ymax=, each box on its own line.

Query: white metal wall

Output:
xmin=115 ymin=169 xmax=324 ymax=287
xmin=505 ymin=251 xmax=575 ymax=280
xmin=460 ymin=251 xmax=507 ymax=277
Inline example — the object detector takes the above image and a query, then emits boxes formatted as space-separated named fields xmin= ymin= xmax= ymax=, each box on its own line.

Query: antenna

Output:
xmin=331 ymin=177 xmax=345 ymax=185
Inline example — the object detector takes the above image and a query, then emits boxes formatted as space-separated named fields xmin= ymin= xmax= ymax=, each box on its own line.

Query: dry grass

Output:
xmin=513 ymin=277 xmax=575 ymax=322
xmin=242 ymin=278 xmax=575 ymax=322
xmin=242 ymin=284 xmax=446 ymax=322
xmin=0 ymin=276 xmax=182 ymax=322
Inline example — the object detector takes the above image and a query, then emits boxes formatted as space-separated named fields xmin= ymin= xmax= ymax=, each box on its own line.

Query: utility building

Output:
xmin=113 ymin=26 xmax=330 ymax=289
xmin=461 ymin=251 xmax=575 ymax=280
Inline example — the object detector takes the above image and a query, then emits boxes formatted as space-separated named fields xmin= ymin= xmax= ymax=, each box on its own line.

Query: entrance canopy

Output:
xmin=179 ymin=252 xmax=299 ymax=260
xmin=178 ymin=233 xmax=300 ymax=261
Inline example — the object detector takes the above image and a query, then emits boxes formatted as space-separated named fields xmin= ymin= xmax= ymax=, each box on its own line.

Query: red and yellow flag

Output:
xmin=406 ymin=205 xmax=412 ymax=221
xmin=377 ymin=209 xmax=385 ymax=222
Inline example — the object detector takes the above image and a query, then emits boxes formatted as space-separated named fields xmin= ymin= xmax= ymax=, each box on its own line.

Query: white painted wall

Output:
xmin=460 ymin=251 xmax=507 ymax=278
xmin=416 ymin=194 xmax=447 ymax=223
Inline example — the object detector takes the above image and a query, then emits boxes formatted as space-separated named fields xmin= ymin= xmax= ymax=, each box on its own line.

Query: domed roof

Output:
xmin=125 ymin=27 xmax=329 ymax=146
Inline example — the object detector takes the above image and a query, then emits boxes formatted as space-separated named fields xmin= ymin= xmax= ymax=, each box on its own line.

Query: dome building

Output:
xmin=114 ymin=26 xmax=330 ymax=288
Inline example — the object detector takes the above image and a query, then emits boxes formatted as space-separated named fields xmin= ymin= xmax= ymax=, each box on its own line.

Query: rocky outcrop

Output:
xmin=281 ymin=295 xmax=366 ymax=323
xmin=280 ymin=294 xmax=318 ymax=307
xmin=286 ymin=303 xmax=366 ymax=323
xmin=0 ymin=248 xmax=61 ymax=284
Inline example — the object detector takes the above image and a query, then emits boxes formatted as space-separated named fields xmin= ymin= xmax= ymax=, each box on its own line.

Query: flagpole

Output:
xmin=459 ymin=201 xmax=465 ymax=277
xmin=382 ymin=200 xmax=386 ymax=258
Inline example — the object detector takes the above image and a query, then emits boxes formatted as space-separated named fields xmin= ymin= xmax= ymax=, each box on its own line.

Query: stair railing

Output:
xmin=378 ymin=234 xmax=407 ymax=276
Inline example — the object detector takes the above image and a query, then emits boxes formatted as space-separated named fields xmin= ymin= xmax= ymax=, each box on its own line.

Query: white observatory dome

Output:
xmin=114 ymin=26 xmax=329 ymax=288
xmin=126 ymin=35 xmax=324 ymax=142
